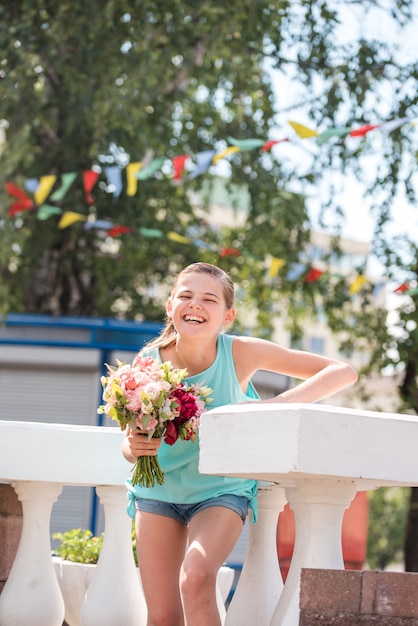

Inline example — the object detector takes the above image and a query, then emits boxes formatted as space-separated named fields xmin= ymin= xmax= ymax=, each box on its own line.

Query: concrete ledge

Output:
xmin=300 ymin=568 xmax=418 ymax=625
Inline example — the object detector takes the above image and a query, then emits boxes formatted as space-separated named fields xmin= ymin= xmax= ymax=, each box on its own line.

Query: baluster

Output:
xmin=226 ymin=485 xmax=286 ymax=626
xmin=0 ymin=481 xmax=64 ymax=626
xmin=80 ymin=485 xmax=147 ymax=626
xmin=271 ymin=479 xmax=357 ymax=626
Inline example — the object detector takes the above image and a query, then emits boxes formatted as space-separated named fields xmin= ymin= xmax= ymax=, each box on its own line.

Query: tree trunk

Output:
xmin=404 ymin=487 xmax=418 ymax=571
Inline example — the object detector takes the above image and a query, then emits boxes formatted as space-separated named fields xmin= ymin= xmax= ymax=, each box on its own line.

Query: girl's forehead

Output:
xmin=175 ymin=273 xmax=223 ymax=293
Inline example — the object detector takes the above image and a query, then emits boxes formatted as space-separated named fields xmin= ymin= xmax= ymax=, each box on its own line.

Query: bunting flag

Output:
xmin=394 ymin=282 xmax=411 ymax=293
xmin=25 ymin=178 xmax=39 ymax=194
xmin=6 ymin=182 xmax=34 ymax=216
xmin=37 ymin=205 xmax=63 ymax=220
xmin=167 ymin=231 xmax=191 ymax=244
xmin=349 ymin=274 xmax=368 ymax=295
xmin=107 ymin=225 xmax=133 ymax=237
xmin=104 ymin=166 xmax=123 ymax=198
xmin=268 ymin=257 xmax=286 ymax=278
xmin=126 ymin=162 xmax=142 ymax=196
xmin=349 ymin=123 xmax=381 ymax=138
xmin=261 ymin=138 xmax=289 ymax=151
xmin=316 ymin=127 xmax=351 ymax=145
xmin=305 ymin=267 xmax=325 ymax=282
xmin=227 ymin=137 xmax=266 ymax=151
xmin=34 ymin=175 xmax=57 ymax=205
xmin=50 ymin=172 xmax=77 ymax=201
xmin=286 ymin=262 xmax=306 ymax=281
xmin=139 ymin=227 xmax=164 ymax=238
xmin=212 ymin=146 xmax=239 ymax=164
xmin=288 ymin=121 xmax=319 ymax=138
xmin=172 ymin=155 xmax=190 ymax=180
xmin=83 ymin=170 xmax=99 ymax=205
xmin=58 ymin=211 xmax=87 ymax=229
xmin=84 ymin=219 xmax=114 ymax=231
xmin=187 ymin=150 xmax=216 ymax=180
xmin=219 ymin=247 xmax=240 ymax=257
xmin=136 ymin=157 xmax=165 ymax=180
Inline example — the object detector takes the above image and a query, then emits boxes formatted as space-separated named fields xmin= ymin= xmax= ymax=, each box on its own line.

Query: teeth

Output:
xmin=184 ymin=315 xmax=204 ymax=322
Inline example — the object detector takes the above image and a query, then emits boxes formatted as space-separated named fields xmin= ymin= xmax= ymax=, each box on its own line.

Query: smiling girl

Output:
xmin=122 ymin=262 xmax=358 ymax=626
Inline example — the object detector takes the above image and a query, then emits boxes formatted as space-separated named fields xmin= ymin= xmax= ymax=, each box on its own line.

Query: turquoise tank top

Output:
xmin=126 ymin=332 xmax=259 ymax=522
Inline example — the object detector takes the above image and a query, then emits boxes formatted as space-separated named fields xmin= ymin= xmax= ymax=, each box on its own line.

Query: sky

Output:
xmin=268 ymin=1 xmax=418 ymax=251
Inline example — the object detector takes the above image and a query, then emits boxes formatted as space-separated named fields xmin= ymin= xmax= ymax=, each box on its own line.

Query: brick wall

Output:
xmin=0 ymin=484 xmax=22 ymax=594
xmin=300 ymin=568 xmax=418 ymax=625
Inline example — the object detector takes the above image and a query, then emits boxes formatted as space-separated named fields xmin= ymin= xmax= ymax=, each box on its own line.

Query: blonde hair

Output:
xmin=145 ymin=263 xmax=235 ymax=350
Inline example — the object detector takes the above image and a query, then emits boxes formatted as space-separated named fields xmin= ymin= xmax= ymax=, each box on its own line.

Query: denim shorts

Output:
xmin=134 ymin=494 xmax=249 ymax=525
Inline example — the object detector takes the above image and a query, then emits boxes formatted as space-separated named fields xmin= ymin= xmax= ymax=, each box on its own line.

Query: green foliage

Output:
xmin=52 ymin=527 xmax=138 ymax=566
xmin=367 ymin=487 xmax=409 ymax=570
xmin=0 ymin=0 xmax=416 ymax=332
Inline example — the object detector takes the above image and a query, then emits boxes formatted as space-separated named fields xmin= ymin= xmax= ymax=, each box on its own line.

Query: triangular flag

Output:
xmin=83 ymin=170 xmax=99 ymax=205
xmin=394 ymin=282 xmax=411 ymax=294
xmin=288 ymin=121 xmax=319 ymax=138
xmin=268 ymin=257 xmax=286 ymax=278
xmin=187 ymin=150 xmax=216 ymax=179
xmin=379 ymin=117 xmax=411 ymax=133
xmin=37 ymin=205 xmax=63 ymax=220
xmin=316 ymin=127 xmax=351 ymax=145
xmin=286 ymin=262 xmax=306 ymax=281
xmin=139 ymin=227 xmax=164 ymax=238
xmin=227 ymin=137 xmax=266 ymax=151
xmin=34 ymin=175 xmax=57 ymax=205
xmin=50 ymin=172 xmax=77 ymax=201
xmin=349 ymin=123 xmax=381 ymax=138
xmin=167 ymin=231 xmax=190 ymax=244
xmin=172 ymin=155 xmax=190 ymax=180
xmin=25 ymin=178 xmax=39 ymax=194
xmin=136 ymin=158 xmax=165 ymax=180
xmin=107 ymin=225 xmax=133 ymax=237
xmin=84 ymin=220 xmax=114 ymax=230
xmin=104 ymin=166 xmax=123 ymax=198
xmin=305 ymin=267 xmax=325 ymax=282
xmin=58 ymin=211 xmax=87 ymax=229
xmin=126 ymin=162 xmax=142 ymax=196
xmin=219 ymin=247 xmax=240 ymax=257
xmin=261 ymin=139 xmax=289 ymax=152
xmin=349 ymin=275 xmax=368 ymax=295
xmin=6 ymin=182 xmax=34 ymax=215
xmin=212 ymin=146 xmax=240 ymax=164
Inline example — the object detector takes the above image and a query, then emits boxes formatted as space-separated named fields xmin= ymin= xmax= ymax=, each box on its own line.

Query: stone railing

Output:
xmin=1 ymin=403 xmax=418 ymax=626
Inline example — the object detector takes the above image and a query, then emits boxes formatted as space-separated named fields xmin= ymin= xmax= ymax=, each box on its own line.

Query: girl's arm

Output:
xmin=233 ymin=335 xmax=358 ymax=403
xmin=121 ymin=427 xmax=162 ymax=463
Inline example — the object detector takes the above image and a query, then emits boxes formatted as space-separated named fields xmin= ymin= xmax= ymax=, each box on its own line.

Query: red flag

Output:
xmin=172 ymin=155 xmax=189 ymax=180
xmin=261 ymin=138 xmax=289 ymax=152
xmin=6 ymin=182 xmax=34 ymax=215
xmin=83 ymin=170 xmax=99 ymax=205
xmin=107 ymin=225 xmax=133 ymax=237
xmin=394 ymin=282 xmax=411 ymax=294
xmin=219 ymin=247 xmax=240 ymax=258
xmin=305 ymin=267 xmax=324 ymax=282
xmin=349 ymin=124 xmax=380 ymax=138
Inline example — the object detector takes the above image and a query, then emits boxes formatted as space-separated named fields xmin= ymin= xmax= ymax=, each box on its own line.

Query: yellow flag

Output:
xmin=288 ymin=120 xmax=319 ymax=139
xmin=212 ymin=146 xmax=240 ymax=164
xmin=34 ymin=175 xmax=57 ymax=205
xmin=268 ymin=257 xmax=286 ymax=278
xmin=58 ymin=211 xmax=87 ymax=229
xmin=167 ymin=232 xmax=190 ymax=244
xmin=126 ymin=162 xmax=142 ymax=196
xmin=349 ymin=275 xmax=367 ymax=295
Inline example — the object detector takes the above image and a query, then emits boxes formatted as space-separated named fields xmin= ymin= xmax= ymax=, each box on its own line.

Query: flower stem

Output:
xmin=131 ymin=454 xmax=164 ymax=487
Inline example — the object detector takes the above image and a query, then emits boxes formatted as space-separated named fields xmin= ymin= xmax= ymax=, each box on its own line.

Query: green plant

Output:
xmin=52 ymin=527 xmax=138 ymax=566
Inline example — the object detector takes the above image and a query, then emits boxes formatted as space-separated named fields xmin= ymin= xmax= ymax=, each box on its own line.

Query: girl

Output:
xmin=122 ymin=262 xmax=358 ymax=626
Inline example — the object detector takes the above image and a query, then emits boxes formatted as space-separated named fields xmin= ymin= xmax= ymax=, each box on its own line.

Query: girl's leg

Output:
xmin=135 ymin=510 xmax=188 ymax=626
xmin=180 ymin=506 xmax=244 ymax=626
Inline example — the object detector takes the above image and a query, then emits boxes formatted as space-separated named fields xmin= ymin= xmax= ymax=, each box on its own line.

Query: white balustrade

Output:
xmin=1 ymin=405 xmax=418 ymax=625
xmin=199 ymin=402 xmax=418 ymax=626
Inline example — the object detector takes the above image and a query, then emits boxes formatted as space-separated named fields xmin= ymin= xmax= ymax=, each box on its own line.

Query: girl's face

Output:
xmin=167 ymin=272 xmax=236 ymax=338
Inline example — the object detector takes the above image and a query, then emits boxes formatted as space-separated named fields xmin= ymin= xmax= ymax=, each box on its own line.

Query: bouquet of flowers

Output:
xmin=97 ymin=354 xmax=212 ymax=487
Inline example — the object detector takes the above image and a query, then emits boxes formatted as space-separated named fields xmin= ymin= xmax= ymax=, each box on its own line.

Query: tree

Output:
xmin=2 ymin=0 xmax=418 ymax=566
xmin=1 ymin=1 xmax=416 ymax=325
